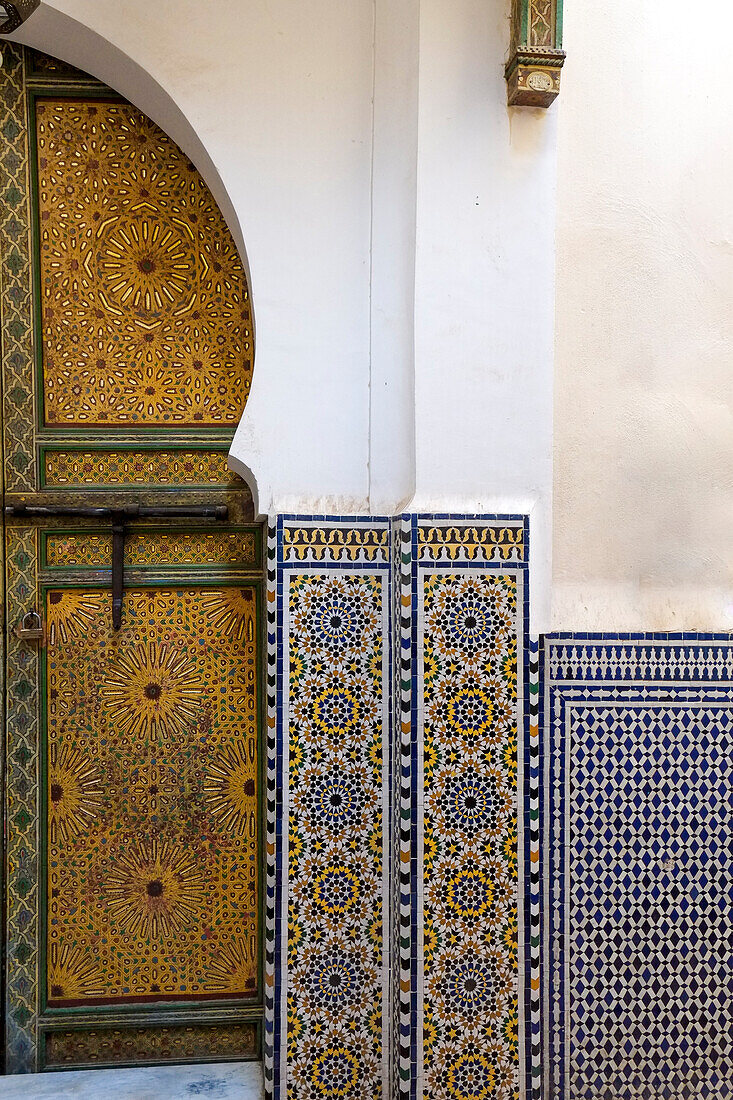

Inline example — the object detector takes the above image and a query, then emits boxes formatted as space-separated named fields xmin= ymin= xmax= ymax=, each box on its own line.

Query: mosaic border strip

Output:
xmin=41 ymin=449 xmax=237 ymax=489
xmin=0 ymin=44 xmax=37 ymax=492
xmin=43 ymin=529 xmax=259 ymax=569
xmin=282 ymin=520 xmax=390 ymax=565
xmin=41 ymin=1020 xmax=260 ymax=1070
xmin=413 ymin=515 xmax=529 ymax=1100
xmin=263 ymin=523 xmax=279 ymax=1094
xmin=391 ymin=515 xmax=414 ymax=1100
xmin=271 ymin=516 xmax=392 ymax=1100
xmin=416 ymin=522 xmax=524 ymax=564
xmin=4 ymin=525 xmax=41 ymax=1071
xmin=542 ymin=634 xmax=733 ymax=1100
xmin=525 ymin=640 xmax=541 ymax=1100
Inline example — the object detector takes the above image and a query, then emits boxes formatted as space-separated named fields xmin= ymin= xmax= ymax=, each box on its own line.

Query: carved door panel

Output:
xmin=0 ymin=46 xmax=262 ymax=1072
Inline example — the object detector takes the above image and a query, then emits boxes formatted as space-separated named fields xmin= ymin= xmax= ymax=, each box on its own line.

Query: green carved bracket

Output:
xmin=505 ymin=0 xmax=565 ymax=107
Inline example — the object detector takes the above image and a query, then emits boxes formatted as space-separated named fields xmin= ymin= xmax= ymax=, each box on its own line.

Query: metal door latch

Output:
xmin=5 ymin=501 xmax=228 ymax=630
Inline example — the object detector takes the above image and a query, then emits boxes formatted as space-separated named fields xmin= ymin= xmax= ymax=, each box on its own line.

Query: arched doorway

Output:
xmin=1 ymin=45 xmax=262 ymax=1073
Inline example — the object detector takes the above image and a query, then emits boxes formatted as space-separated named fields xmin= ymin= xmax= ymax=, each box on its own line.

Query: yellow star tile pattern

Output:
xmin=35 ymin=99 xmax=253 ymax=427
xmin=422 ymin=573 xmax=519 ymax=1100
xmin=286 ymin=573 xmax=385 ymax=1099
xmin=45 ymin=586 xmax=259 ymax=1006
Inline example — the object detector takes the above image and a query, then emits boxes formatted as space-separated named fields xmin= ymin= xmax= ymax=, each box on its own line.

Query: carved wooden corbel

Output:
xmin=505 ymin=0 xmax=565 ymax=108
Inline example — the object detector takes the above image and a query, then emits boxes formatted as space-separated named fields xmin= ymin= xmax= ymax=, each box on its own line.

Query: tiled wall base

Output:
xmin=267 ymin=518 xmax=390 ymax=1100
xmin=542 ymin=636 xmax=733 ymax=1100
xmin=410 ymin=517 xmax=528 ymax=1100
xmin=265 ymin=515 xmax=530 ymax=1100
xmin=266 ymin=526 xmax=733 ymax=1100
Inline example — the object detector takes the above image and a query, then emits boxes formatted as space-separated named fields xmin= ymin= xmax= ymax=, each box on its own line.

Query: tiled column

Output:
xmin=266 ymin=517 xmax=391 ymax=1100
xmin=266 ymin=514 xmax=533 ymax=1100
xmin=392 ymin=516 xmax=531 ymax=1100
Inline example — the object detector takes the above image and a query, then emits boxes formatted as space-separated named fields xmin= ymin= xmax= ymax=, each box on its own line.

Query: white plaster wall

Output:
xmin=412 ymin=0 xmax=557 ymax=626
xmin=367 ymin=0 xmax=420 ymax=515
xmin=553 ymin=0 xmax=733 ymax=630
xmin=14 ymin=0 xmax=559 ymax=626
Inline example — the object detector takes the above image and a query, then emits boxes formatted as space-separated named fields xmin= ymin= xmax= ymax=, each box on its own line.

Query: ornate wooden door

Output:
xmin=0 ymin=47 xmax=263 ymax=1073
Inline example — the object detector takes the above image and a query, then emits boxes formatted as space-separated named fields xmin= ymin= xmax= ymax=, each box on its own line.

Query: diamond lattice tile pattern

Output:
xmin=544 ymin=637 xmax=733 ymax=1100
xmin=570 ymin=702 xmax=732 ymax=1098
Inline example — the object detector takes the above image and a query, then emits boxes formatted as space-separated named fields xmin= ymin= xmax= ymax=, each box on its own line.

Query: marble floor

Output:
xmin=0 ymin=1062 xmax=263 ymax=1099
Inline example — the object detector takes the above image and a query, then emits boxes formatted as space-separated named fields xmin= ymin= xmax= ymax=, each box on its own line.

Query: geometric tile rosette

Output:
xmin=268 ymin=514 xmax=530 ymax=1100
xmin=286 ymin=572 xmax=386 ymax=1099
xmin=45 ymin=586 xmax=259 ymax=1007
xmin=420 ymin=571 xmax=520 ymax=1100
xmin=543 ymin=637 xmax=733 ymax=1100
xmin=270 ymin=517 xmax=391 ymax=1100
xmin=35 ymin=98 xmax=252 ymax=427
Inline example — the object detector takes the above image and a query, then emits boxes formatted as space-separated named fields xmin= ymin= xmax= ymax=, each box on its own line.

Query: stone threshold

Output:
xmin=0 ymin=1061 xmax=263 ymax=1099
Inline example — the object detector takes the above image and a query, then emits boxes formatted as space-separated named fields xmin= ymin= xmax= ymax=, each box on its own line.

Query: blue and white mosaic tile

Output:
xmin=269 ymin=517 xmax=391 ymax=1100
xmin=542 ymin=636 xmax=733 ymax=1100
xmin=266 ymin=515 xmax=533 ymax=1100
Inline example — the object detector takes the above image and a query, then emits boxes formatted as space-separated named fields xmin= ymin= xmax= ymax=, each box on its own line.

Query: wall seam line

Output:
xmin=366 ymin=0 xmax=377 ymax=513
